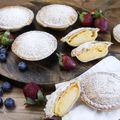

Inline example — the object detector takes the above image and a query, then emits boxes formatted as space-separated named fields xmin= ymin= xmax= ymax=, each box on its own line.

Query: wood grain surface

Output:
xmin=0 ymin=0 xmax=119 ymax=120
xmin=0 ymin=0 xmax=113 ymax=86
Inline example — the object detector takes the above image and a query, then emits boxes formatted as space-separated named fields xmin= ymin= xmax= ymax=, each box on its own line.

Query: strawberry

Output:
xmin=79 ymin=12 xmax=93 ymax=27
xmin=23 ymin=82 xmax=45 ymax=105
xmin=92 ymin=9 xmax=108 ymax=32
xmin=94 ymin=17 xmax=108 ymax=32
xmin=57 ymin=53 xmax=76 ymax=71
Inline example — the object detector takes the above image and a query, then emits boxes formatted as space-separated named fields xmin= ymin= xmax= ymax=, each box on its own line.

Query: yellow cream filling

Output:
xmin=54 ymin=82 xmax=80 ymax=116
xmin=76 ymin=43 xmax=109 ymax=62
xmin=67 ymin=30 xmax=98 ymax=47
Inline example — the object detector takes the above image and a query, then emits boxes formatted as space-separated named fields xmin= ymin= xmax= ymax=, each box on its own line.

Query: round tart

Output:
xmin=113 ymin=24 xmax=120 ymax=43
xmin=36 ymin=4 xmax=78 ymax=29
xmin=0 ymin=6 xmax=34 ymax=31
xmin=80 ymin=72 xmax=120 ymax=111
xmin=12 ymin=31 xmax=57 ymax=61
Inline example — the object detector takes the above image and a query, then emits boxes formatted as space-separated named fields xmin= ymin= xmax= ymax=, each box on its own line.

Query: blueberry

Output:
xmin=4 ymin=98 xmax=15 ymax=109
xmin=0 ymin=45 xmax=3 ymax=50
xmin=0 ymin=53 xmax=7 ymax=62
xmin=0 ymin=97 xmax=3 ymax=107
xmin=2 ymin=82 xmax=12 ymax=92
xmin=18 ymin=62 xmax=28 ymax=71
xmin=0 ymin=48 xmax=7 ymax=55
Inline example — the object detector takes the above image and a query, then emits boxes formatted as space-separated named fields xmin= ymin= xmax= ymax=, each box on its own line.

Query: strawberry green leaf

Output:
xmin=37 ymin=90 xmax=45 ymax=102
xmin=79 ymin=12 xmax=86 ymax=22
xmin=25 ymin=97 xmax=36 ymax=105
xmin=93 ymin=9 xmax=103 ymax=18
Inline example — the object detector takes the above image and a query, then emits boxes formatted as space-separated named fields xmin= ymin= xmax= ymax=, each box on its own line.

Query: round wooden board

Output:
xmin=0 ymin=0 xmax=120 ymax=86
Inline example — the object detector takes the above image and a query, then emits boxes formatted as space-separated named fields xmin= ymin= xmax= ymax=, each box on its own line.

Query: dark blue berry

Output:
xmin=0 ymin=53 xmax=7 ymax=62
xmin=18 ymin=62 xmax=28 ymax=71
xmin=0 ymin=97 xmax=3 ymax=107
xmin=4 ymin=98 xmax=15 ymax=109
xmin=0 ymin=45 xmax=3 ymax=50
xmin=2 ymin=82 xmax=12 ymax=92
xmin=0 ymin=87 xmax=3 ymax=97
xmin=0 ymin=48 xmax=7 ymax=55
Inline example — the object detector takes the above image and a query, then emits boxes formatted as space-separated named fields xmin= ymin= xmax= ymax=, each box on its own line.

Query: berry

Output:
xmin=79 ymin=12 xmax=93 ymax=27
xmin=18 ymin=62 xmax=28 ymax=71
xmin=4 ymin=98 xmax=15 ymax=109
xmin=94 ymin=17 xmax=108 ymax=32
xmin=0 ymin=53 xmax=7 ymax=62
xmin=23 ymin=82 xmax=40 ymax=101
xmin=0 ymin=97 xmax=3 ymax=107
xmin=2 ymin=81 xmax=12 ymax=92
xmin=0 ymin=48 xmax=7 ymax=55
xmin=58 ymin=53 xmax=76 ymax=71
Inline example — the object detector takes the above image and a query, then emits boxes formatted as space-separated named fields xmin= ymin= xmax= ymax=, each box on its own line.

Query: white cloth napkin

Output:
xmin=56 ymin=56 xmax=120 ymax=120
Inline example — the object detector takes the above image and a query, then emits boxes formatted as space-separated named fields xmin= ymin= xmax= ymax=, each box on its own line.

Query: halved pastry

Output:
xmin=44 ymin=81 xmax=80 ymax=118
xmin=61 ymin=27 xmax=99 ymax=47
xmin=80 ymin=72 xmax=120 ymax=111
xmin=0 ymin=6 xmax=34 ymax=31
xmin=71 ymin=41 xmax=112 ymax=62
xmin=36 ymin=4 xmax=78 ymax=29
xmin=12 ymin=31 xmax=57 ymax=61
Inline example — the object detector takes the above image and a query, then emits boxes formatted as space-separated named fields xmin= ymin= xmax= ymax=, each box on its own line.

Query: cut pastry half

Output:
xmin=61 ymin=27 xmax=99 ymax=47
xmin=80 ymin=72 xmax=120 ymax=111
xmin=0 ymin=6 xmax=34 ymax=31
xmin=36 ymin=4 xmax=78 ymax=29
xmin=71 ymin=41 xmax=112 ymax=62
xmin=12 ymin=31 xmax=57 ymax=61
xmin=44 ymin=81 xmax=80 ymax=118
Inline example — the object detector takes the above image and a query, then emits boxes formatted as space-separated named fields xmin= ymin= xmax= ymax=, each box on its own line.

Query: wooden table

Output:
xmin=0 ymin=0 xmax=120 ymax=120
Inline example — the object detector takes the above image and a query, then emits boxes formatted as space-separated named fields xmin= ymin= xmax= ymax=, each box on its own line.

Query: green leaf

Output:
xmin=25 ymin=97 xmax=36 ymax=105
xmin=93 ymin=9 xmax=103 ymax=18
xmin=79 ymin=12 xmax=86 ymax=22
xmin=37 ymin=90 xmax=45 ymax=102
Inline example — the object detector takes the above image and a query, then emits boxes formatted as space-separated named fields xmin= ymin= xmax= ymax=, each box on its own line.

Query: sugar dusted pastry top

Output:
xmin=0 ymin=6 xmax=34 ymax=31
xmin=80 ymin=72 xmax=120 ymax=111
xmin=36 ymin=4 xmax=78 ymax=29
xmin=12 ymin=31 xmax=57 ymax=61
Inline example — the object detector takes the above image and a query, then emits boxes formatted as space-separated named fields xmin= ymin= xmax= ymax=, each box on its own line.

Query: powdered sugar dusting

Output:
xmin=12 ymin=31 xmax=57 ymax=61
xmin=36 ymin=4 xmax=78 ymax=28
xmin=0 ymin=6 xmax=34 ymax=30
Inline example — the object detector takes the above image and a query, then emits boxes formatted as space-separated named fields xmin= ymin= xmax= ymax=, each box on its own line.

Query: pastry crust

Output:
xmin=113 ymin=24 xmax=120 ymax=43
xmin=12 ymin=31 xmax=57 ymax=61
xmin=80 ymin=72 xmax=120 ymax=111
xmin=44 ymin=81 xmax=80 ymax=118
xmin=36 ymin=4 xmax=78 ymax=29
xmin=0 ymin=6 xmax=34 ymax=31
xmin=71 ymin=41 xmax=112 ymax=62
xmin=61 ymin=27 xmax=99 ymax=47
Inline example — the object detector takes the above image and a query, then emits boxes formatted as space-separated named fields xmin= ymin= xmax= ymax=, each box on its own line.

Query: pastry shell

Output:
xmin=80 ymin=72 xmax=120 ymax=111
xmin=61 ymin=27 xmax=99 ymax=47
xmin=12 ymin=31 xmax=57 ymax=61
xmin=0 ymin=6 xmax=34 ymax=31
xmin=44 ymin=81 xmax=80 ymax=118
xmin=36 ymin=4 xmax=78 ymax=30
xmin=71 ymin=41 xmax=112 ymax=62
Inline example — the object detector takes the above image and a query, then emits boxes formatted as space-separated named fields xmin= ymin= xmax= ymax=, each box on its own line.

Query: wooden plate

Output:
xmin=0 ymin=0 xmax=118 ymax=86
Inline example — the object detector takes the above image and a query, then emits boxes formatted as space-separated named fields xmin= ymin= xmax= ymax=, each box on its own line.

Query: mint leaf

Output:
xmin=25 ymin=97 xmax=36 ymax=105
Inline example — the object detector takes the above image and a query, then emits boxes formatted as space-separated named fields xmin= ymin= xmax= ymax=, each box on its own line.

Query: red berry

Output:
xmin=79 ymin=12 xmax=93 ymax=27
xmin=58 ymin=53 xmax=76 ymax=71
xmin=94 ymin=17 xmax=108 ymax=32
xmin=23 ymin=82 xmax=40 ymax=101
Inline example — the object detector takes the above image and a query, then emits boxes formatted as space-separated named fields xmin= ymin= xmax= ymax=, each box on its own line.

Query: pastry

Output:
xmin=71 ymin=41 xmax=112 ymax=62
xmin=0 ymin=6 xmax=34 ymax=31
xmin=80 ymin=72 xmax=120 ymax=111
xmin=61 ymin=27 xmax=99 ymax=47
xmin=12 ymin=31 xmax=57 ymax=61
xmin=44 ymin=81 xmax=80 ymax=117
xmin=113 ymin=24 xmax=120 ymax=43
xmin=36 ymin=4 xmax=78 ymax=29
